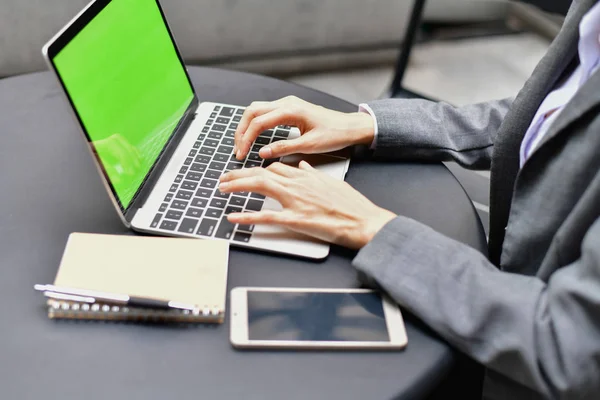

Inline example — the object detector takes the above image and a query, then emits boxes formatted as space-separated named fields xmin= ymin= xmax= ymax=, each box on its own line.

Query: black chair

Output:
xmin=387 ymin=0 xmax=428 ymax=99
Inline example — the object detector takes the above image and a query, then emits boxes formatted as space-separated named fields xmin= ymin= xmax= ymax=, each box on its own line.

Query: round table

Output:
xmin=0 ymin=67 xmax=487 ymax=400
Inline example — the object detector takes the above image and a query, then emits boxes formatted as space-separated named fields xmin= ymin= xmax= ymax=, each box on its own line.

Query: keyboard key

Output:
xmin=195 ymin=188 xmax=212 ymax=198
xmin=210 ymin=112 xmax=217 ymax=118
xmin=227 ymin=162 xmax=243 ymax=170
xmin=209 ymin=161 xmax=226 ymax=171
xmin=196 ymin=218 xmax=218 ymax=236
xmin=215 ymin=218 xmax=236 ymax=239
xmin=225 ymin=206 xmax=242 ymax=215
xmin=190 ymin=163 xmax=207 ymax=173
xmin=234 ymin=191 xmax=249 ymax=197
xmin=171 ymin=200 xmax=188 ymax=210
xmin=186 ymin=172 xmax=202 ymax=181
xmin=235 ymin=108 xmax=244 ymax=115
xmin=233 ymin=232 xmax=251 ymax=243
xmin=229 ymin=196 xmax=246 ymax=207
xmin=212 ymin=124 xmax=226 ymax=132
xmin=274 ymin=129 xmax=289 ymax=138
xmin=213 ymin=153 xmax=229 ymax=163
xmin=259 ymin=130 xmax=273 ymax=138
xmin=175 ymin=190 xmax=193 ymax=200
xmin=169 ymin=184 xmax=178 ymax=192
xmin=200 ymin=179 xmax=217 ymax=189
xmin=210 ymin=198 xmax=227 ymax=209
xmin=165 ymin=210 xmax=183 ymax=220
xmin=252 ymin=144 xmax=265 ymax=153
xmin=225 ymin=130 xmax=235 ymax=138
xmin=233 ymin=116 xmax=241 ymax=122
xmin=204 ymin=138 xmax=219 ymax=148
xmin=246 ymin=199 xmax=264 ymax=212
xmin=184 ymin=157 xmax=193 ymax=166
xmin=151 ymin=213 xmax=162 ymax=228
xmin=220 ymin=107 xmax=234 ymax=117
xmin=216 ymin=117 xmax=230 ymax=124
xmin=208 ymin=131 xmax=223 ymax=140
xmin=263 ymin=158 xmax=279 ymax=168
xmin=213 ymin=190 xmax=230 ymax=199
xmin=271 ymin=137 xmax=285 ymax=143
xmin=159 ymin=203 xmax=168 ymax=212
xmin=205 ymin=208 xmax=223 ymax=219
xmin=198 ymin=133 xmax=206 ymax=142
xmin=245 ymin=161 xmax=261 ymax=168
xmin=238 ymin=224 xmax=255 ymax=232
xmin=255 ymin=136 xmax=270 ymax=145
xmin=188 ymin=149 xmax=197 ymax=157
xmin=186 ymin=207 xmax=203 ymax=218
xmin=217 ymin=145 xmax=233 ymax=154
xmin=247 ymin=152 xmax=262 ymax=162
xmin=214 ymin=105 xmax=221 ymax=112
xmin=193 ymin=142 xmax=201 ymax=149
xmin=250 ymin=193 xmax=266 ymax=200
xmin=178 ymin=218 xmax=199 ymax=234
xmin=181 ymin=181 xmax=197 ymax=191
xmin=229 ymin=122 xmax=238 ymax=130
xmin=280 ymin=125 xmax=291 ymax=130
xmin=164 ymin=193 xmax=173 ymax=202
xmin=179 ymin=166 xmax=188 ymax=175
xmin=207 ymin=119 xmax=214 ymax=125
xmin=205 ymin=169 xmax=221 ymax=180
xmin=160 ymin=220 xmax=177 ymax=231
xmin=195 ymin=154 xmax=211 ymax=164
xmin=191 ymin=198 xmax=208 ymax=208
xmin=175 ymin=174 xmax=184 ymax=183
xmin=222 ymin=138 xmax=234 ymax=146
xmin=199 ymin=147 xmax=215 ymax=156
xmin=202 ymin=126 xmax=209 ymax=133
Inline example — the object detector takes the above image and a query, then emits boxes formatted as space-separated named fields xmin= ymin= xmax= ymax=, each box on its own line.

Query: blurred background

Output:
xmin=0 ymin=0 xmax=569 ymax=234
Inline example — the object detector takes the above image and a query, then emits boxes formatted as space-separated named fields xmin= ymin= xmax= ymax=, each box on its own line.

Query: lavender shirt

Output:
xmin=520 ymin=1 xmax=600 ymax=167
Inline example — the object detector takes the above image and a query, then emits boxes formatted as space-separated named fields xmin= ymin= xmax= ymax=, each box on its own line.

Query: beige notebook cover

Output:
xmin=49 ymin=232 xmax=229 ymax=323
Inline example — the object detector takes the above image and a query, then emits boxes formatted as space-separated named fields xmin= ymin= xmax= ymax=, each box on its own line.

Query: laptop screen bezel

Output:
xmin=44 ymin=0 xmax=198 ymax=218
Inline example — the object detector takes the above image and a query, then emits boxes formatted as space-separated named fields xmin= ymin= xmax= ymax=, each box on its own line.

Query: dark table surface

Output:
xmin=0 ymin=66 xmax=487 ymax=400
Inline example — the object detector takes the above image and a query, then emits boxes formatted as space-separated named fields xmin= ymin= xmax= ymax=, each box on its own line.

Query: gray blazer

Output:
xmin=354 ymin=0 xmax=600 ymax=398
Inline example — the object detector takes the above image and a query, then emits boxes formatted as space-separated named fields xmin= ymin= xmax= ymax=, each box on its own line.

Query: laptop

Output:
xmin=42 ymin=0 xmax=350 ymax=259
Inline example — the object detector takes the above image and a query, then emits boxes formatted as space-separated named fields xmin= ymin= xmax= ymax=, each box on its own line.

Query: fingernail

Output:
xmin=236 ymin=149 xmax=241 ymax=159
xmin=219 ymin=182 xmax=230 ymax=191
xmin=233 ymin=145 xmax=237 ymax=154
xmin=260 ymin=146 xmax=272 ymax=158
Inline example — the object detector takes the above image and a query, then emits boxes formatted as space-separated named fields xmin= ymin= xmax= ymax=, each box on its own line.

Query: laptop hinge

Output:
xmin=124 ymin=97 xmax=199 ymax=222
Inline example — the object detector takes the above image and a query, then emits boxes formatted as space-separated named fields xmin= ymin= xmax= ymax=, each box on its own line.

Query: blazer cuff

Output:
xmin=352 ymin=215 xmax=496 ymax=310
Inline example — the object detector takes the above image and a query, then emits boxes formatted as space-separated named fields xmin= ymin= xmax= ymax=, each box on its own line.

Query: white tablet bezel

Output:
xmin=230 ymin=287 xmax=408 ymax=350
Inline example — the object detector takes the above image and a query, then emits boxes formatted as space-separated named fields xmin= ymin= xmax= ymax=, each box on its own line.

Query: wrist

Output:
xmin=357 ymin=209 xmax=396 ymax=248
xmin=347 ymin=112 xmax=375 ymax=147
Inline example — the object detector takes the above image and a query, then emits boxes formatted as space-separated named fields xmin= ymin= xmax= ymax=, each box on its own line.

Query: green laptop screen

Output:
xmin=53 ymin=0 xmax=194 ymax=209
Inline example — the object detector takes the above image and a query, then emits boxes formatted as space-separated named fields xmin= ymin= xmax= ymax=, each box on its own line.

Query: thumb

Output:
xmin=259 ymin=135 xmax=315 ymax=159
xmin=298 ymin=160 xmax=315 ymax=170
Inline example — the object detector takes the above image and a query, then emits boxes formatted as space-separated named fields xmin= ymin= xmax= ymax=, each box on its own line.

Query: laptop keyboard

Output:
xmin=150 ymin=105 xmax=291 ymax=243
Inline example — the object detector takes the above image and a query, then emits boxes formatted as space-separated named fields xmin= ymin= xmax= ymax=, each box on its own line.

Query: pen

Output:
xmin=34 ymin=284 xmax=199 ymax=313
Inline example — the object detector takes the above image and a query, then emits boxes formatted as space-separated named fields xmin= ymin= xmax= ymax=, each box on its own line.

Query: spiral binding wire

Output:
xmin=46 ymin=300 xmax=224 ymax=323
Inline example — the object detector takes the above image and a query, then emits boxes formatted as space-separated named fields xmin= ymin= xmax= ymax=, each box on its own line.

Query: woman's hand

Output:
xmin=233 ymin=96 xmax=375 ymax=160
xmin=219 ymin=161 xmax=396 ymax=249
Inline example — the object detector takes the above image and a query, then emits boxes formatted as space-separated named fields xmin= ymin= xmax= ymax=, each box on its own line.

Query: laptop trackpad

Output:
xmin=280 ymin=153 xmax=348 ymax=179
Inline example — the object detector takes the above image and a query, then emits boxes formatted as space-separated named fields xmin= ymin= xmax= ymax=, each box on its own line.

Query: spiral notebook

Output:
xmin=46 ymin=232 xmax=230 ymax=323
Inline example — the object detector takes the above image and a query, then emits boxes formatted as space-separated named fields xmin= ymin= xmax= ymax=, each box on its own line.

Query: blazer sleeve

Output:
xmin=365 ymin=97 xmax=513 ymax=170
xmin=352 ymin=215 xmax=600 ymax=399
